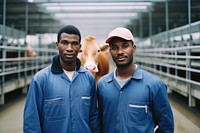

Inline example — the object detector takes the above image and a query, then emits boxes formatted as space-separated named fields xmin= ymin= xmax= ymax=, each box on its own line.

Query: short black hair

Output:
xmin=57 ymin=25 xmax=81 ymax=43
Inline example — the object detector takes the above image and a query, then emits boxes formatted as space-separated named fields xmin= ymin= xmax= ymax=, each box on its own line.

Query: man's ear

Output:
xmin=79 ymin=44 xmax=82 ymax=52
xmin=133 ymin=44 xmax=136 ymax=52
xmin=56 ymin=42 xmax=59 ymax=49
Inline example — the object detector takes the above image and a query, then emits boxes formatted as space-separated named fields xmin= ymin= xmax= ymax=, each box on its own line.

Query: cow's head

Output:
xmin=27 ymin=44 xmax=37 ymax=57
xmin=78 ymin=36 xmax=101 ymax=75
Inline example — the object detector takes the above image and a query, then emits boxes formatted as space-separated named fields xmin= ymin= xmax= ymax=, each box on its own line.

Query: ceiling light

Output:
xmin=45 ymin=5 xmax=148 ymax=11
xmin=54 ymin=13 xmax=138 ymax=18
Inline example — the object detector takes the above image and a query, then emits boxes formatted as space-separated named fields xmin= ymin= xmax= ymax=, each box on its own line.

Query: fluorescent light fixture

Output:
xmin=59 ymin=20 xmax=130 ymax=27
xmin=41 ymin=2 xmax=152 ymax=7
xmin=45 ymin=5 xmax=148 ymax=11
xmin=68 ymin=19 xmax=131 ymax=24
xmin=54 ymin=13 xmax=138 ymax=18
xmin=28 ymin=0 xmax=34 ymax=2
xmin=41 ymin=2 xmax=152 ymax=13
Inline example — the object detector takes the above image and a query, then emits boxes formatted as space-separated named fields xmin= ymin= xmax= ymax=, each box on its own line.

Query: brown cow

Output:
xmin=78 ymin=36 xmax=109 ymax=83
xmin=0 ymin=44 xmax=37 ymax=58
xmin=27 ymin=44 xmax=37 ymax=57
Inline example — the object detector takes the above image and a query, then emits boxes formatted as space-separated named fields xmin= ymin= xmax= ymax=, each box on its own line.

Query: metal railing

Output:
xmin=0 ymin=24 xmax=25 ymax=38
xmin=0 ymin=24 xmax=58 ymax=105
xmin=0 ymin=45 xmax=57 ymax=104
xmin=135 ymin=21 xmax=200 ymax=107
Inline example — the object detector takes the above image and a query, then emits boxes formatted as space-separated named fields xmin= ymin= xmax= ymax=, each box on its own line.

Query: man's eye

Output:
xmin=122 ymin=45 xmax=128 ymax=49
xmin=61 ymin=41 xmax=67 ymax=45
xmin=122 ymin=43 xmax=129 ymax=49
xmin=111 ymin=46 xmax=117 ymax=50
xmin=72 ymin=42 xmax=79 ymax=46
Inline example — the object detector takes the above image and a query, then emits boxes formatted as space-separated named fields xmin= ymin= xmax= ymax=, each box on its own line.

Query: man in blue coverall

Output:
xmin=97 ymin=27 xmax=174 ymax=133
xmin=23 ymin=25 xmax=99 ymax=133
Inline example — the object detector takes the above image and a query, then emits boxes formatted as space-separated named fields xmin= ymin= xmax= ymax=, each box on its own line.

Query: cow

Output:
xmin=26 ymin=44 xmax=37 ymax=57
xmin=0 ymin=44 xmax=37 ymax=58
xmin=78 ymin=36 xmax=109 ymax=83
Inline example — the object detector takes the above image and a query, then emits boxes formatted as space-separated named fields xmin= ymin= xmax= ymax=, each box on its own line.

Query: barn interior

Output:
xmin=0 ymin=0 xmax=200 ymax=132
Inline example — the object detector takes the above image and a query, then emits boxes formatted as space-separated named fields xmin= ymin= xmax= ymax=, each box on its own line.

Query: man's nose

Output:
xmin=66 ymin=44 xmax=73 ymax=50
xmin=117 ymin=47 xmax=124 ymax=54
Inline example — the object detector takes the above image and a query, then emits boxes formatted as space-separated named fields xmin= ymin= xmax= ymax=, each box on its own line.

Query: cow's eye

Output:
xmin=97 ymin=49 xmax=100 ymax=54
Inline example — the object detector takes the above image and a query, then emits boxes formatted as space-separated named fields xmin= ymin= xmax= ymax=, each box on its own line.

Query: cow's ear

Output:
xmin=100 ymin=43 xmax=109 ymax=52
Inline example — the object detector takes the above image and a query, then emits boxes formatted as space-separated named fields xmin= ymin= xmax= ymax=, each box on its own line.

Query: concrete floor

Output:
xmin=0 ymin=95 xmax=25 ymax=133
xmin=0 ymin=94 xmax=200 ymax=133
xmin=169 ymin=94 xmax=200 ymax=133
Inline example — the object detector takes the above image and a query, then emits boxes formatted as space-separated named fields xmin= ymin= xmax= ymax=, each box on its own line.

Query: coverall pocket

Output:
xmin=127 ymin=101 xmax=149 ymax=127
xmin=80 ymin=96 xmax=91 ymax=120
xmin=44 ymin=97 xmax=66 ymax=122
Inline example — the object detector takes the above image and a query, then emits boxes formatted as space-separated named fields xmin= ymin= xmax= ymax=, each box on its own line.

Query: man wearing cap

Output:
xmin=97 ymin=27 xmax=174 ymax=133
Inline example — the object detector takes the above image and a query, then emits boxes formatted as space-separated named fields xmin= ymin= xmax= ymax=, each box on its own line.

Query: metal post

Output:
xmin=0 ymin=0 xmax=6 ymax=105
xmin=165 ymin=0 xmax=169 ymax=33
xmin=187 ymin=0 xmax=195 ymax=107
xmin=23 ymin=1 xmax=29 ymax=94
xmin=149 ymin=10 xmax=152 ymax=43
xmin=165 ymin=0 xmax=170 ymax=88
xmin=18 ymin=32 xmax=21 ymax=82
xmin=139 ymin=15 xmax=143 ymax=39
xmin=149 ymin=11 xmax=152 ymax=37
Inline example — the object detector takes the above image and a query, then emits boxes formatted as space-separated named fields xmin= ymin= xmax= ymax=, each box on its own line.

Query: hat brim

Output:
xmin=105 ymin=36 xmax=114 ymax=43
xmin=105 ymin=36 xmax=132 ymax=43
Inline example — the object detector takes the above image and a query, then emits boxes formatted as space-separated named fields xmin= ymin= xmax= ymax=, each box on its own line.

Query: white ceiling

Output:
xmin=3 ymin=0 xmax=199 ymax=45
xmin=29 ymin=0 xmax=156 ymax=43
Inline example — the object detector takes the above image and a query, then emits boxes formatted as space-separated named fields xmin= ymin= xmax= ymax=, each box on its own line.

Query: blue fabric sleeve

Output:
xmin=153 ymin=81 xmax=174 ymax=133
xmin=89 ymin=77 xmax=100 ymax=133
xmin=23 ymin=78 xmax=43 ymax=133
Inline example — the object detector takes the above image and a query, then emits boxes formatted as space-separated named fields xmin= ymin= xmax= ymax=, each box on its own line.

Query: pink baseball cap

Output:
xmin=105 ymin=27 xmax=134 ymax=43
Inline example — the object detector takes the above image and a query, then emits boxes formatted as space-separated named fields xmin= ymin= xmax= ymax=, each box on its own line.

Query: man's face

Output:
xmin=109 ymin=37 xmax=136 ymax=67
xmin=56 ymin=32 xmax=81 ymax=63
